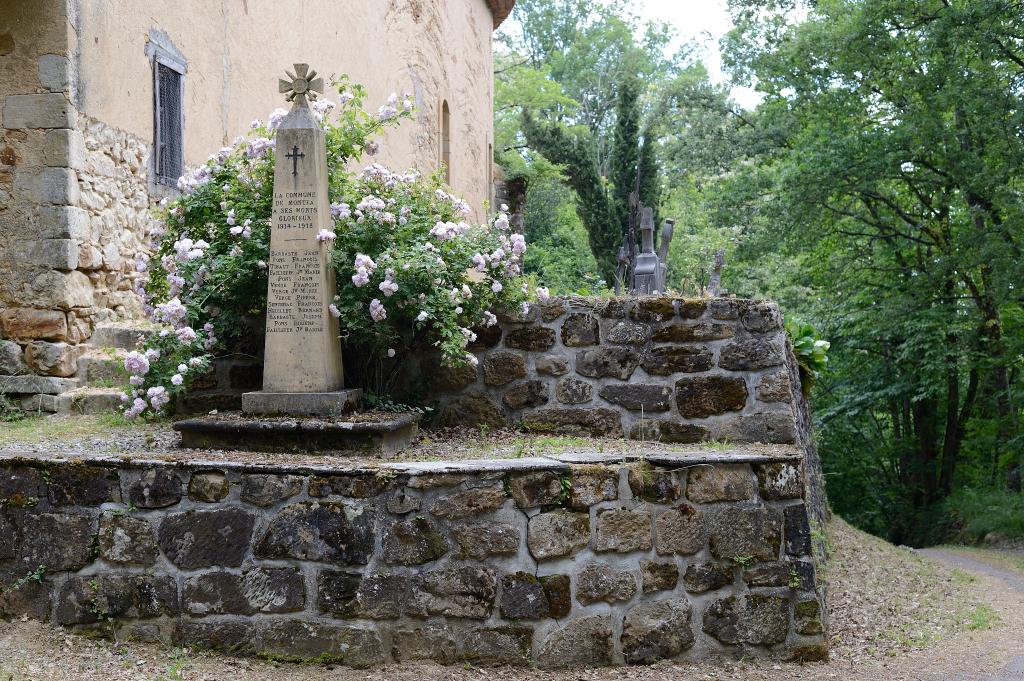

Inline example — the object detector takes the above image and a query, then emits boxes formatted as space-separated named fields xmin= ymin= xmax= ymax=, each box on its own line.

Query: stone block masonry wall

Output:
xmin=0 ymin=453 xmax=827 ymax=667
xmin=0 ymin=1 xmax=154 ymax=388
xmin=429 ymin=296 xmax=799 ymax=446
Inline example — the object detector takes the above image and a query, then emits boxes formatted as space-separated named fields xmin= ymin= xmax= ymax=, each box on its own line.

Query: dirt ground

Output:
xmin=2 ymin=518 xmax=1022 ymax=681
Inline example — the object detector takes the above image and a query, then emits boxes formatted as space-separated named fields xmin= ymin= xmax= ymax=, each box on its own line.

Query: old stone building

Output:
xmin=0 ymin=0 xmax=513 ymax=397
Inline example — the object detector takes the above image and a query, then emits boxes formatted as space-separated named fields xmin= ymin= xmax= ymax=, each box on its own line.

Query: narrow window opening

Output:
xmin=441 ymin=100 xmax=451 ymax=184
xmin=154 ymin=61 xmax=184 ymax=186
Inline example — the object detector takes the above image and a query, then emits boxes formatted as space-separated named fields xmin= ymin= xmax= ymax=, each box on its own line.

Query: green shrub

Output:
xmin=942 ymin=487 xmax=1024 ymax=543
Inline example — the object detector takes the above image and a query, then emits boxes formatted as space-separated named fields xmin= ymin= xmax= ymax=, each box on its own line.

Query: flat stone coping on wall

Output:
xmin=0 ymin=447 xmax=802 ymax=478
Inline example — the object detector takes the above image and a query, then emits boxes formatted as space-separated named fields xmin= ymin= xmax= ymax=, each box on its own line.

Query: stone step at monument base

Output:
xmin=172 ymin=411 xmax=419 ymax=456
xmin=20 ymin=387 xmax=123 ymax=414
xmin=241 ymin=389 xmax=362 ymax=417
xmin=86 ymin=321 xmax=159 ymax=351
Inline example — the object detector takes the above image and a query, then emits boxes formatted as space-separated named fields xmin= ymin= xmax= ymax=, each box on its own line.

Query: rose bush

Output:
xmin=122 ymin=77 xmax=534 ymax=417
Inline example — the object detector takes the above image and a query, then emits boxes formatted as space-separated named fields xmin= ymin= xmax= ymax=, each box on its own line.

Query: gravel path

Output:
xmin=919 ymin=548 xmax=1024 ymax=681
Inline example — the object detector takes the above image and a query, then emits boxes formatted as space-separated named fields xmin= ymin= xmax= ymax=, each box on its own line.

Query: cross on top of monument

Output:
xmin=279 ymin=63 xmax=323 ymax=107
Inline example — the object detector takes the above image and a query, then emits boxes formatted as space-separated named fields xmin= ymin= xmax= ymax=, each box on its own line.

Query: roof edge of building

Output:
xmin=487 ymin=0 xmax=515 ymax=29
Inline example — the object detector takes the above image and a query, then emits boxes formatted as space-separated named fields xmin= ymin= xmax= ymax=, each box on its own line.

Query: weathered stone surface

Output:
xmin=599 ymin=383 xmax=672 ymax=411
xmin=0 ymin=375 xmax=78 ymax=394
xmin=683 ymin=562 xmax=734 ymax=593
xmin=255 ymin=502 xmax=371 ymax=565
xmin=575 ymin=347 xmax=640 ymax=380
xmin=24 ymin=341 xmax=80 ymax=377
xmin=382 ymin=516 xmax=449 ymax=565
xmin=719 ymin=338 xmax=784 ymax=371
xmin=0 ymin=465 xmax=45 ymax=504
xmin=702 ymin=594 xmax=789 ymax=645
xmin=641 ymin=561 xmax=679 ymax=593
xmin=55 ymin=575 xmax=178 ymax=625
xmin=0 ymin=571 xmax=52 ymax=621
xmin=555 ymin=376 xmax=592 ymax=404
xmin=505 ymin=327 xmax=556 ymax=351
xmin=708 ymin=506 xmax=782 ymax=562
xmin=785 ymin=504 xmax=813 ymax=556
xmin=508 ymin=471 xmax=563 ymax=508
xmin=675 ymin=375 xmax=748 ymax=418
xmin=537 ymin=615 xmax=613 ymax=669
xmin=569 ymin=466 xmax=617 ymax=508
xmin=429 ymin=362 xmax=478 ymax=392
xmin=0 ymin=340 xmax=28 ymax=375
xmin=438 ymin=390 xmax=507 ymax=429
xmin=561 ymin=313 xmax=600 ymax=346
xmin=430 ymin=484 xmax=507 ymax=519
xmin=159 ymin=508 xmax=256 ymax=569
xmin=576 ymin=562 xmax=637 ymax=605
xmin=316 ymin=570 xmax=362 ymax=618
xmin=788 ymin=642 xmax=830 ymax=662
xmin=409 ymin=566 xmax=497 ymax=619
xmin=385 ymin=488 xmax=420 ymax=514
xmin=687 ymin=464 xmax=755 ymax=503
xmin=630 ymin=420 xmax=710 ymax=444
xmin=500 ymin=571 xmax=550 ymax=619
xmin=19 ymin=512 xmax=95 ymax=571
xmin=45 ymin=464 xmax=118 ymax=506
xmin=642 ymin=346 xmax=714 ymax=376
xmin=678 ymin=299 xmax=707 ymax=319
xmin=522 ymin=407 xmax=624 ymax=437
xmin=126 ymin=469 xmax=183 ymax=509
xmin=742 ymin=561 xmax=796 ymax=588
xmin=541 ymin=574 xmax=571 ymax=617
xmin=756 ymin=371 xmax=792 ymax=403
xmin=655 ymin=504 xmax=705 ymax=555
xmin=628 ymin=467 xmax=681 ymax=503
xmin=717 ymin=412 xmax=797 ymax=444
xmin=652 ymin=322 xmax=734 ymax=343
xmin=188 ymin=471 xmax=229 ymax=502
xmin=3 ymin=93 xmax=76 ymax=129
xmin=756 ymin=462 xmax=803 ymax=500
xmin=452 ymin=522 xmax=520 ymax=559
xmin=240 ymin=474 xmax=304 ymax=507
xmin=632 ymin=298 xmax=678 ymax=322
xmin=621 ymin=598 xmax=695 ymax=664
xmin=483 ymin=351 xmax=527 ymax=386
xmin=461 ymin=625 xmax=533 ymax=665
xmin=309 ymin=474 xmax=386 ymax=499
xmin=173 ymin=619 xmax=257 ymax=656
xmin=98 ymin=513 xmax=157 ymax=565
xmin=502 ymin=380 xmax=549 ymax=409
xmin=0 ymin=514 xmax=16 ymax=559
xmin=795 ymin=598 xmax=823 ymax=634
xmin=258 ymin=620 xmax=383 ymax=667
xmin=740 ymin=301 xmax=782 ymax=332
xmin=594 ymin=508 xmax=652 ymax=553
xmin=709 ymin=299 xmax=739 ymax=320
xmin=605 ymin=320 xmax=649 ymax=344
xmin=406 ymin=473 xmax=465 ymax=489
xmin=539 ymin=299 xmax=567 ymax=322
xmin=184 ymin=567 xmax=305 ymax=615
xmin=528 ymin=511 xmax=590 ymax=560
xmin=391 ymin=624 xmax=458 ymax=662
xmin=0 ymin=308 xmax=68 ymax=341
xmin=535 ymin=354 xmax=570 ymax=376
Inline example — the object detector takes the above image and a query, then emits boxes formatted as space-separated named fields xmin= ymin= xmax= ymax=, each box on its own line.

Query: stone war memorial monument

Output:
xmin=173 ymin=65 xmax=417 ymax=452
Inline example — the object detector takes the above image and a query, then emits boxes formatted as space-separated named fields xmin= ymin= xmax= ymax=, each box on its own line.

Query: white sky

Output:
xmin=639 ymin=0 xmax=764 ymax=109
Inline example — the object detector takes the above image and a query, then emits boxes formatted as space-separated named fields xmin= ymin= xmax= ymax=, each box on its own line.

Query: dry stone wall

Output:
xmin=0 ymin=452 xmax=827 ymax=666
xmin=428 ymin=296 xmax=799 ymax=446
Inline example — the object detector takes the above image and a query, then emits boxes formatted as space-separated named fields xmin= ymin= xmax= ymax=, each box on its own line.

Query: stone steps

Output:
xmin=20 ymin=386 xmax=123 ymax=414
xmin=76 ymin=348 xmax=128 ymax=386
xmin=86 ymin=321 xmax=158 ymax=351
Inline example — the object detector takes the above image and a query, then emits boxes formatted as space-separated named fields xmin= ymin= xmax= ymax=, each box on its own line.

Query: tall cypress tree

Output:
xmin=522 ymin=74 xmax=658 ymax=287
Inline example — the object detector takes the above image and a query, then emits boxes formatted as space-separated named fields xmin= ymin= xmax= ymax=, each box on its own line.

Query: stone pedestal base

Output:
xmin=241 ymin=389 xmax=362 ymax=417
xmin=173 ymin=411 xmax=418 ymax=455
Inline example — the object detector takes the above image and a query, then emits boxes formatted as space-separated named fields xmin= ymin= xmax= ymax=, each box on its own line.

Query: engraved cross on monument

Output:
xmin=241 ymin=63 xmax=360 ymax=417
